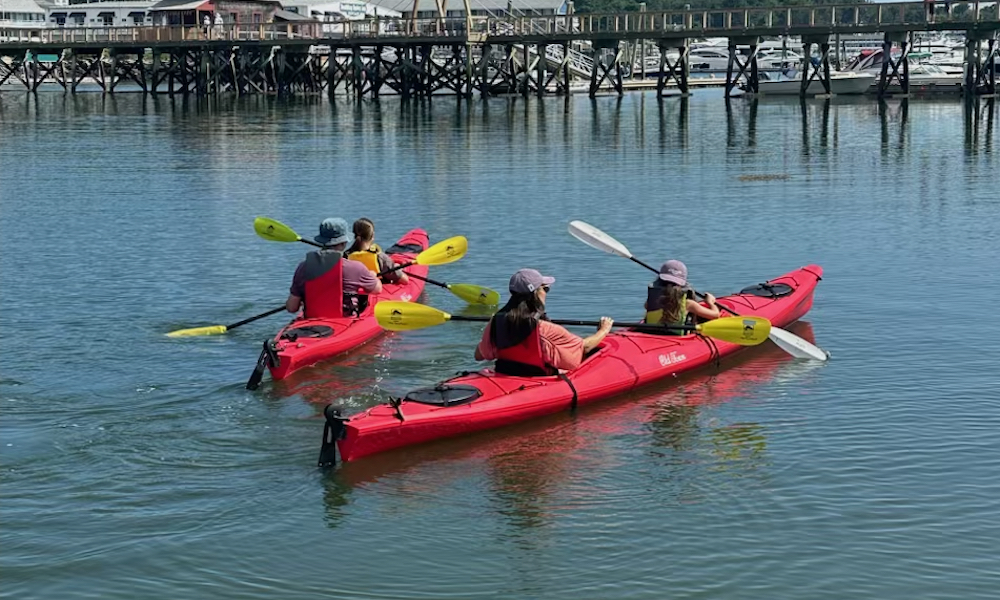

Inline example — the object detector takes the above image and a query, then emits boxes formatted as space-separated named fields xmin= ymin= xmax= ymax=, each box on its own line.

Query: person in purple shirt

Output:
xmin=286 ymin=218 xmax=382 ymax=317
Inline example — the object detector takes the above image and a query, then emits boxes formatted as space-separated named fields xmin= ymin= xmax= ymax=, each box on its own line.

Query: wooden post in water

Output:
xmin=656 ymin=43 xmax=667 ymax=97
xmin=561 ymin=41 xmax=570 ymax=96
xmin=352 ymin=45 xmax=362 ymax=100
xmin=151 ymin=50 xmax=160 ymax=93
xmin=639 ymin=2 xmax=646 ymax=79
xmin=479 ymin=43 xmax=491 ymax=97
xmin=537 ymin=43 xmax=546 ymax=96
xmin=521 ymin=43 xmax=530 ymax=97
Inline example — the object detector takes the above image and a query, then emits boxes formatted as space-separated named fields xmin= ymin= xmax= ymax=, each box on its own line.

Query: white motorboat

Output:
xmin=686 ymin=46 xmax=803 ymax=73
xmin=752 ymin=70 xmax=876 ymax=95
xmin=845 ymin=49 xmax=965 ymax=92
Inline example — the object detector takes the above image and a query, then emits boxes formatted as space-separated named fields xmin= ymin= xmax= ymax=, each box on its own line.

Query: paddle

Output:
xmin=166 ymin=306 xmax=286 ymax=338
xmin=253 ymin=217 xmax=498 ymax=305
xmin=374 ymin=301 xmax=771 ymax=346
xmin=567 ymin=220 xmax=830 ymax=361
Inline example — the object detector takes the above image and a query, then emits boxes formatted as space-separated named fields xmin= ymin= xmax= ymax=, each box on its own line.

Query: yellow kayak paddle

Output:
xmin=166 ymin=306 xmax=286 ymax=338
xmin=375 ymin=301 xmax=771 ymax=346
xmin=253 ymin=217 xmax=498 ymax=306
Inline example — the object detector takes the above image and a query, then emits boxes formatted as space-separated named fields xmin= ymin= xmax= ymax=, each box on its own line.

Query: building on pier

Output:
xmin=279 ymin=0 xmax=399 ymax=36
xmin=37 ymin=0 xmax=158 ymax=28
xmin=148 ymin=0 xmax=284 ymax=26
xmin=365 ymin=0 xmax=567 ymax=19
xmin=0 ymin=0 xmax=46 ymax=41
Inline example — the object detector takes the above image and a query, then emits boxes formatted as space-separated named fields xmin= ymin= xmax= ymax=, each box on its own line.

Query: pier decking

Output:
xmin=1 ymin=1 xmax=997 ymax=98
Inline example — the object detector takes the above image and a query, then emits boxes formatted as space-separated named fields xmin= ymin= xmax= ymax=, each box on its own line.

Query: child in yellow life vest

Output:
xmin=644 ymin=260 xmax=720 ymax=333
xmin=345 ymin=218 xmax=409 ymax=285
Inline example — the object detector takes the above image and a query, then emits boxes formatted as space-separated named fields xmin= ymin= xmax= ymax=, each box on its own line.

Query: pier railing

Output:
xmin=1 ymin=1 xmax=998 ymax=47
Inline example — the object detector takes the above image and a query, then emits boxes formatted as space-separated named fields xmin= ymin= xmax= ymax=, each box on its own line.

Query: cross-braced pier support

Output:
xmin=878 ymin=32 xmax=911 ymax=98
xmin=589 ymin=40 xmax=624 ymax=98
xmin=965 ymin=30 xmax=999 ymax=96
xmin=800 ymin=35 xmax=832 ymax=97
xmin=656 ymin=40 xmax=689 ymax=97
xmin=725 ymin=36 xmax=759 ymax=97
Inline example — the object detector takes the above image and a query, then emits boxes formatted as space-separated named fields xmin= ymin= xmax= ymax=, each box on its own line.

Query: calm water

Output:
xmin=1 ymin=90 xmax=998 ymax=599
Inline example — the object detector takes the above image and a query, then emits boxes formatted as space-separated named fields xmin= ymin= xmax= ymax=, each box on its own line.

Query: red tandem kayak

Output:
xmin=319 ymin=264 xmax=822 ymax=464
xmin=266 ymin=229 xmax=429 ymax=381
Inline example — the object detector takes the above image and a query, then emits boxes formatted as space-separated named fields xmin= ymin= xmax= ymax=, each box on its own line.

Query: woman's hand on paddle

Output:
xmin=597 ymin=317 xmax=614 ymax=333
xmin=703 ymin=293 xmax=716 ymax=306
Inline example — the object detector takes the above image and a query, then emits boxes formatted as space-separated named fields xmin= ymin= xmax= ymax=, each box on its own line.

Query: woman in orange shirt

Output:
xmin=475 ymin=268 xmax=613 ymax=375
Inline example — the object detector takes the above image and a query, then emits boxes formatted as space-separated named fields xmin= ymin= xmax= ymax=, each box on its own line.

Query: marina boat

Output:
xmin=752 ymin=70 xmax=875 ymax=95
xmin=845 ymin=49 xmax=965 ymax=93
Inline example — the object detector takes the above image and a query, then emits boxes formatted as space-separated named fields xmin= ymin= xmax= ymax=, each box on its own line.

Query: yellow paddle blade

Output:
xmin=415 ymin=236 xmax=468 ymax=267
xmin=165 ymin=325 xmax=228 ymax=338
xmin=375 ymin=301 xmax=452 ymax=331
xmin=448 ymin=284 xmax=501 ymax=306
xmin=697 ymin=316 xmax=771 ymax=346
xmin=254 ymin=216 xmax=302 ymax=243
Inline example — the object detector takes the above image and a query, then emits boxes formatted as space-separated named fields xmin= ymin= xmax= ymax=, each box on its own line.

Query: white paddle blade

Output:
xmin=768 ymin=327 xmax=830 ymax=361
xmin=567 ymin=220 xmax=633 ymax=259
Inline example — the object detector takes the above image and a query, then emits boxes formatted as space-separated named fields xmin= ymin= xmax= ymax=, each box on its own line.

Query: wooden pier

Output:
xmin=1 ymin=1 xmax=998 ymax=99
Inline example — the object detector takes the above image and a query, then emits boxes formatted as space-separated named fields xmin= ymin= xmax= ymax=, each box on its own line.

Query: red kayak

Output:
xmin=265 ymin=229 xmax=429 ymax=381
xmin=319 ymin=264 xmax=823 ymax=464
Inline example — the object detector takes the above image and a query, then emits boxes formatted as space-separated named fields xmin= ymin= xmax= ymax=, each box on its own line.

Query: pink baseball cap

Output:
xmin=509 ymin=268 xmax=556 ymax=294
xmin=658 ymin=260 xmax=688 ymax=286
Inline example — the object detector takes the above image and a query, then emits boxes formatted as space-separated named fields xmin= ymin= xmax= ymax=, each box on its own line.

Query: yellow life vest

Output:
xmin=347 ymin=250 xmax=380 ymax=274
xmin=645 ymin=282 xmax=689 ymax=333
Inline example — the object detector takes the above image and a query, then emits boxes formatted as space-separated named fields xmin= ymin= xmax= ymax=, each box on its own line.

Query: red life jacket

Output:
xmin=303 ymin=259 xmax=344 ymax=320
xmin=492 ymin=318 xmax=555 ymax=376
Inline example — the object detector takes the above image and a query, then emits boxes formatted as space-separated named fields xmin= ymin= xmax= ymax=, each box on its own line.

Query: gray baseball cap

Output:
xmin=509 ymin=268 xmax=555 ymax=294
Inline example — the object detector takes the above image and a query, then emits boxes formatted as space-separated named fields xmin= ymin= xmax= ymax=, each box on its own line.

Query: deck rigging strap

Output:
xmin=557 ymin=372 xmax=579 ymax=411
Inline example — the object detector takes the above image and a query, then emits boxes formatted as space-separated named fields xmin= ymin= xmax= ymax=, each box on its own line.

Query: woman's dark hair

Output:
xmin=658 ymin=283 xmax=687 ymax=325
xmin=493 ymin=290 xmax=546 ymax=347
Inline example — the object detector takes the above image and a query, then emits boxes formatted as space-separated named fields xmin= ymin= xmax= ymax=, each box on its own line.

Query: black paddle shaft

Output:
xmin=448 ymin=314 xmax=695 ymax=332
xmin=226 ymin=306 xmax=286 ymax=330
xmin=404 ymin=272 xmax=449 ymax=289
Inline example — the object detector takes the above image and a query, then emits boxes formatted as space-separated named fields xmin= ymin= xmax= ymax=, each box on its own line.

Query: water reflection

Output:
xmin=725 ymin=96 xmax=766 ymax=149
xmin=800 ymin=98 xmax=831 ymax=155
xmin=725 ymin=97 xmax=754 ymax=148
xmin=657 ymin=95 xmax=688 ymax=150
xmin=878 ymin=97 xmax=910 ymax=157
xmin=589 ymin=96 xmax=623 ymax=147
xmin=964 ymin=96 xmax=995 ymax=155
